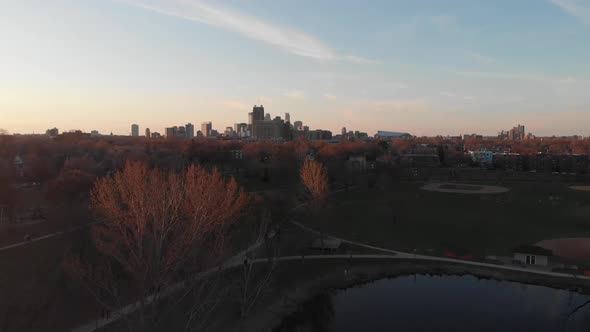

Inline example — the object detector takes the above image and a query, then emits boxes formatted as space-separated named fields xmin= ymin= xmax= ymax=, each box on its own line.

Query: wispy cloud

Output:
xmin=548 ymin=0 xmax=590 ymax=26
xmin=463 ymin=50 xmax=496 ymax=65
xmin=430 ymin=14 xmax=456 ymax=29
xmin=455 ymin=70 xmax=589 ymax=85
xmin=121 ymin=0 xmax=375 ymax=62
xmin=322 ymin=93 xmax=337 ymax=100
xmin=282 ymin=90 xmax=305 ymax=100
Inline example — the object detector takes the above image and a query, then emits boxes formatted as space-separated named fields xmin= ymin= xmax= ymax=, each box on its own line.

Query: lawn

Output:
xmin=308 ymin=176 xmax=590 ymax=256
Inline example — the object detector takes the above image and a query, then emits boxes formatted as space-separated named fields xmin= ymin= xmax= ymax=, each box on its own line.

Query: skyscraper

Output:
xmin=252 ymin=105 xmax=264 ymax=122
xmin=145 ymin=128 xmax=151 ymax=138
xmin=294 ymin=121 xmax=303 ymax=131
xmin=185 ymin=123 xmax=195 ymax=138
xmin=342 ymin=127 xmax=347 ymax=136
xmin=131 ymin=124 xmax=139 ymax=137
xmin=201 ymin=122 xmax=212 ymax=137
xmin=285 ymin=113 xmax=290 ymax=123
xmin=264 ymin=113 xmax=271 ymax=121
xmin=165 ymin=126 xmax=177 ymax=138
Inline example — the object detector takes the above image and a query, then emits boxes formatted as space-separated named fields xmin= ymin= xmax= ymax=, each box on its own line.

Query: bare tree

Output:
xmin=238 ymin=210 xmax=278 ymax=318
xmin=66 ymin=161 xmax=248 ymax=329
xmin=300 ymin=159 xmax=329 ymax=248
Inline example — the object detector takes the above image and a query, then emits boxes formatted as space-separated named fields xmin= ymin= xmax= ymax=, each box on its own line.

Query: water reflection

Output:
xmin=276 ymin=275 xmax=590 ymax=332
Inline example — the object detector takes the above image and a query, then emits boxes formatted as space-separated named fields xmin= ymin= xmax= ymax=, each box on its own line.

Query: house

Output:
xmin=347 ymin=154 xmax=367 ymax=171
xmin=513 ymin=245 xmax=553 ymax=266
xmin=230 ymin=150 xmax=243 ymax=160
xmin=13 ymin=155 xmax=24 ymax=177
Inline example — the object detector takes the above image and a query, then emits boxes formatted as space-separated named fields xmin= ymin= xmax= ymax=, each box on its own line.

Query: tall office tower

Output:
xmin=177 ymin=126 xmax=186 ymax=139
xmin=201 ymin=122 xmax=212 ymax=137
xmin=131 ymin=124 xmax=139 ymax=137
xmin=341 ymin=127 xmax=347 ymax=136
xmin=145 ymin=128 xmax=151 ymax=138
xmin=165 ymin=126 xmax=178 ymax=139
xmin=185 ymin=123 xmax=195 ymax=138
xmin=293 ymin=121 xmax=303 ymax=131
xmin=285 ymin=113 xmax=291 ymax=123
xmin=264 ymin=113 xmax=271 ymax=121
xmin=252 ymin=105 xmax=265 ymax=122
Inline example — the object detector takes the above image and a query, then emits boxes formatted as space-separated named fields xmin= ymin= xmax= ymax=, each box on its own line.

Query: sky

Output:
xmin=1 ymin=0 xmax=590 ymax=136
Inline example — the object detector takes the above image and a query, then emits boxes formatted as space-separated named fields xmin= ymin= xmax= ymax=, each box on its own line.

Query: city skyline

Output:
xmin=2 ymin=0 xmax=590 ymax=136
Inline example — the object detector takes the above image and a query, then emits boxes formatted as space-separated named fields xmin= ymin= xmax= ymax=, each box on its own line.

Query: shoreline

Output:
xmin=234 ymin=259 xmax=590 ymax=331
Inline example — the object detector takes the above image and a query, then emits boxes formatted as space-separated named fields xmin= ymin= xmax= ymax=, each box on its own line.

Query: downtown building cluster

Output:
xmin=131 ymin=105 xmax=368 ymax=142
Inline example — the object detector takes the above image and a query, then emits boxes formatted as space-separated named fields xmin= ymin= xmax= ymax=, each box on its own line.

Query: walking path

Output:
xmin=72 ymin=219 xmax=590 ymax=332
xmin=289 ymin=220 xmax=590 ymax=280
xmin=0 ymin=222 xmax=100 ymax=253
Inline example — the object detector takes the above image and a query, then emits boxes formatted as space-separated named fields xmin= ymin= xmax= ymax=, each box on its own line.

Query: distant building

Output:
xmin=151 ymin=132 xmax=161 ymax=139
xmin=307 ymin=129 xmax=332 ymax=141
xmin=509 ymin=124 xmax=525 ymax=140
xmin=264 ymin=113 xmax=271 ymax=121
xmin=131 ymin=124 xmax=139 ymax=137
xmin=46 ymin=128 xmax=59 ymax=137
xmin=14 ymin=156 xmax=24 ymax=178
xmin=462 ymin=133 xmax=483 ymax=140
xmin=234 ymin=123 xmax=249 ymax=138
xmin=252 ymin=117 xmax=287 ymax=140
xmin=165 ymin=127 xmax=178 ymax=139
xmin=294 ymin=121 xmax=303 ymax=131
xmin=513 ymin=245 xmax=552 ymax=266
xmin=468 ymin=150 xmax=494 ymax=168
xmin=341 ymin=127 xmax=347 ymax=136
xmin=177 ymin=126 xmax=186 ymax=139
xmin=90 ymin=130 xmax=101 ymax=138
xmin=201 ymin=122 xmax=212 ymax=137
xmin=185 ymin=123 xmax=195 ymax=138
xmin=285 ymin=113 xmax=290 ymax=123
xmin=224 ymin=126 xmax=235 ymax=137
xmin=375 ymin=131 xmax=411 ymax=139
xmin=347 ymin=155 xmax=367 ymax=171
xmin=145 ymin=128 xmax=151 ymax=138
xmin=252 ymin=105 xmax=264 ymax=122
xmin=499 ymin=124 xmax=526 ymax=140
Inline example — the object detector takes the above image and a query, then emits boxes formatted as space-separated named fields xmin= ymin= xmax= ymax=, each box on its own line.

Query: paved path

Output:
xmin=289 ymin=220 xmax=590 ymax=280
xmin=0 ymin=222 xmax=100 ymax=253
xmin=71 ymin=237 xmax=268 ymax=332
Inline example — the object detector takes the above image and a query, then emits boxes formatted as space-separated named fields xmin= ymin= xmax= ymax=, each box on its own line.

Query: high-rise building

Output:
xmin=177 ymin=126 xmax=186 ymax=139
xmin=46 ymin=128 xmax=59 ymax=137
xmin=252 ymin=105 xmax=264 ymax=122
xmin=341 ymin=127 xmax=347 ymax=136
xmin=234 ymin=123 xmax=248 ymax=138
xmin=165 ymin=126 xmax=178 ymax=138
xmin=264 ymin=113 xmax=271 ymax=121
xmin=285 ymin=113 xmax=291 ymax=123
xmin=145 ymin=128 xmax=151 ymax=138
xmin=201 ymin=122 xmax=212 ymax=137
xmin=131 ymin=124 xmax=139 ymax=137
xmin=185 ymin=123 xmax=195 ymax=138
xmin=252 ymin=116 xmax=287 ymax=140
xmin=294 ymin=121 xmax=303 ymax=131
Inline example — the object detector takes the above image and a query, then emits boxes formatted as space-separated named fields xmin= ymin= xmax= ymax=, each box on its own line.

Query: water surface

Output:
xmin=277 ymin=274 xmax=590 ymax=332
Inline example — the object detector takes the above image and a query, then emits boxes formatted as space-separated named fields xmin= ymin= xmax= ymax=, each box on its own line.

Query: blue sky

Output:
xmin=1 ymin=0 xmax=589 ymax=136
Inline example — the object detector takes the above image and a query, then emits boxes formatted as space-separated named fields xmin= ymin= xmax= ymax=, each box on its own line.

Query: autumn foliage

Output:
xmin=300 ymin=159 xmax=329 ymax=212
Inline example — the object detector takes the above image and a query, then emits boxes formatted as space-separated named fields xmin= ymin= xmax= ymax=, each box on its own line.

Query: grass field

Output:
xmin=309 ymin=176 xmax=590 ymax=256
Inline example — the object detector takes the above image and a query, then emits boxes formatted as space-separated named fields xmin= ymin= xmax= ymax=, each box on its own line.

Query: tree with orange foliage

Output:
xmin=300 ymin=159 xmax=329 ymax=248
xmin=67 ymin=161 xmax=248 ymax=329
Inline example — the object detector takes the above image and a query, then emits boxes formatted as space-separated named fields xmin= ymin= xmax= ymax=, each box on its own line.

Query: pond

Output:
xmin=275 ymin=274 xmax=590 ymax=332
